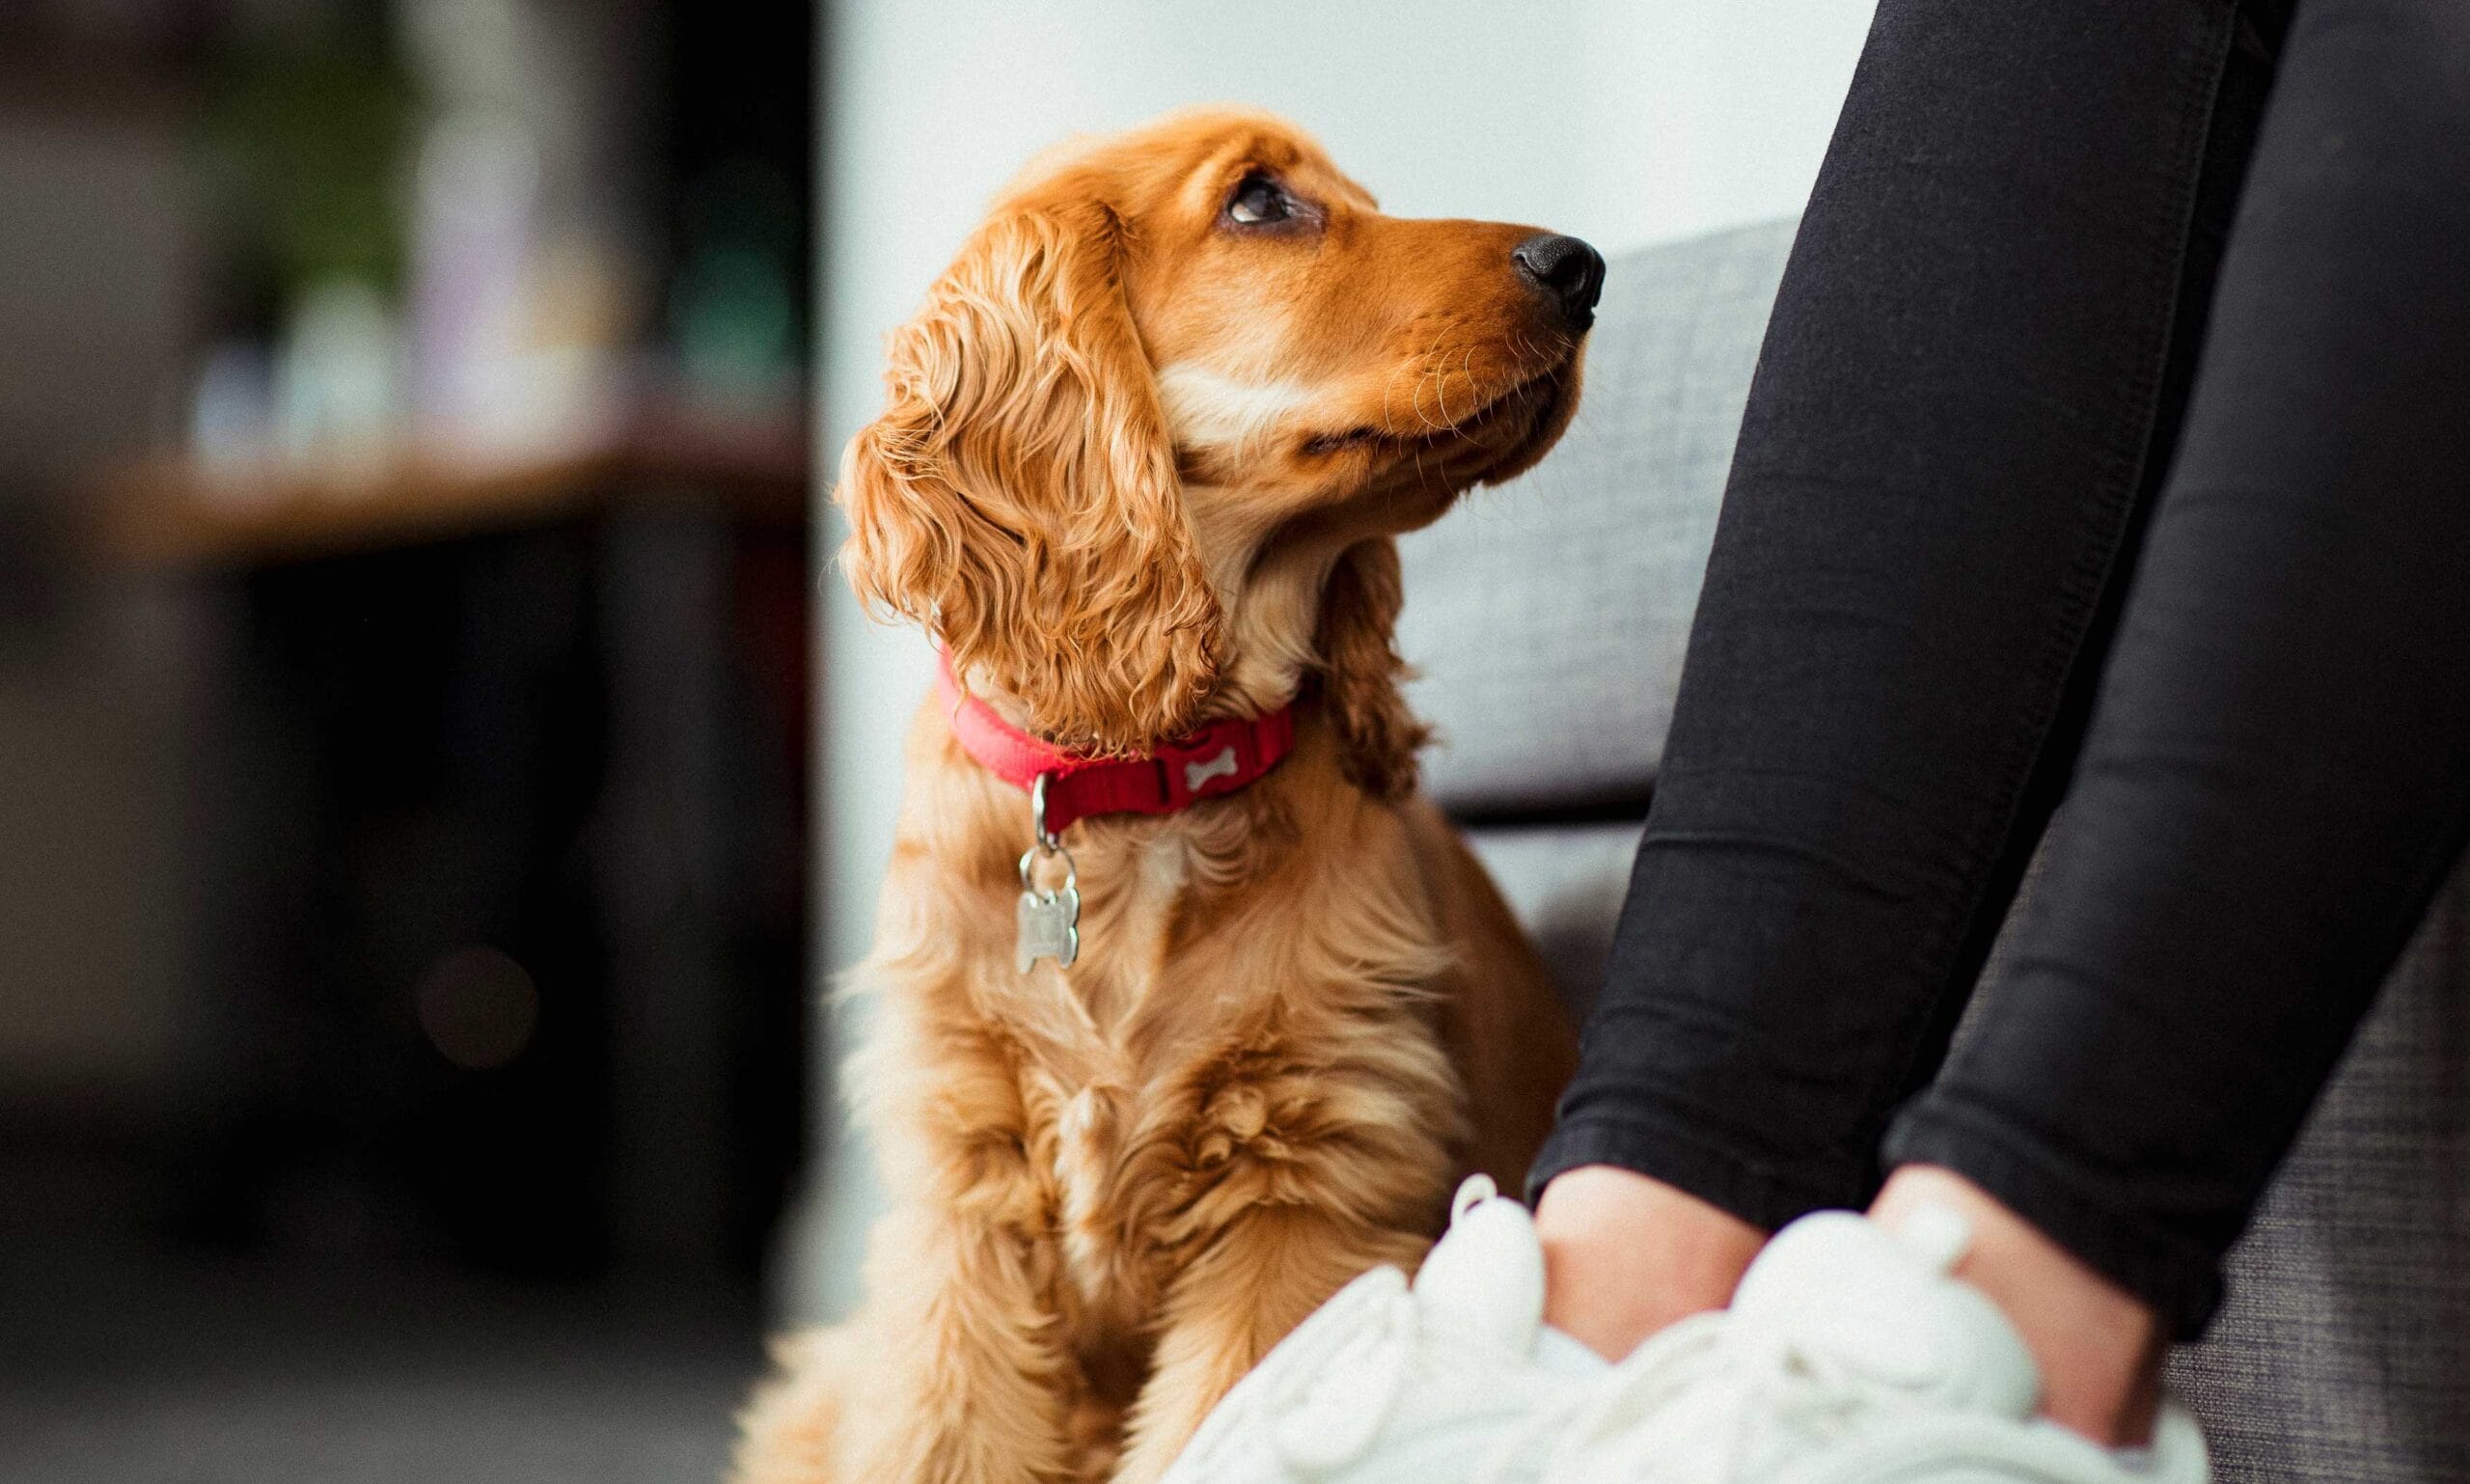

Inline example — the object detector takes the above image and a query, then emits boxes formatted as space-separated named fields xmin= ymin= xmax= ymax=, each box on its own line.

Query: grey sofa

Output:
xmin=1396 ymin=219 xmax=2470 ymax=1484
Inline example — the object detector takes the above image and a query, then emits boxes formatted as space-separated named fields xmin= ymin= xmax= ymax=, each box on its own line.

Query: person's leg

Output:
xmin=1879 ymin=0 xmax=2470 ymax=1423
xmin=1533 ymin=0 xmax=2273 ymax=1356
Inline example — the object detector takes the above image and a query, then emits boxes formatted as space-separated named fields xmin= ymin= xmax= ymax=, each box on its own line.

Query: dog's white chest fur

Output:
xmin=1053 ymin=1086 xmax=1116 ymax=1299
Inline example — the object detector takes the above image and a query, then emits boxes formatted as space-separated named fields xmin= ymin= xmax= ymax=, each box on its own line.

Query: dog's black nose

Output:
xmin=1512 ymin=234 xmax=1606 ymax=330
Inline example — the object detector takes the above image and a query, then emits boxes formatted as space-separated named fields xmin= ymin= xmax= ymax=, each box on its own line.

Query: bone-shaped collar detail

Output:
xmin=934 ymin=651 xmax=1299 ymax=835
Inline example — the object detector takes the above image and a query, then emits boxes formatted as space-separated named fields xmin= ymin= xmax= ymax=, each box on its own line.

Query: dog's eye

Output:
xmin=1226 ymin=175 xmax=1293 ymax=227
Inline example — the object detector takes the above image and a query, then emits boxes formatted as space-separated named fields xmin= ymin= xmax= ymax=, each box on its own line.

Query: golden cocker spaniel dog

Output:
xmin=738 ymin=106 xmax=1602 ymax=1484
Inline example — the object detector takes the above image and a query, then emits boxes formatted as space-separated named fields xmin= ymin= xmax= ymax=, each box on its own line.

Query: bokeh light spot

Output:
xmin=414 ymin=946 xmax=539 ymax=1071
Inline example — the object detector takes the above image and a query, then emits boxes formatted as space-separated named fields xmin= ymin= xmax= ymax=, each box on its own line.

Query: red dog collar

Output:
xmin=934 ymin=651 xmax=1297 ymax=835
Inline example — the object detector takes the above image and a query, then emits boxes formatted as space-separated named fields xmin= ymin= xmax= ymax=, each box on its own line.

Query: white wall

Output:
xmin=790 ymin=0 xmax=1880 ymax=1322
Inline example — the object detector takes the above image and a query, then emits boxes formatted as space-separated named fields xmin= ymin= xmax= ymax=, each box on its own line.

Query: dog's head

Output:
xmin=840 ymin=107 xmax=1598 ymax=775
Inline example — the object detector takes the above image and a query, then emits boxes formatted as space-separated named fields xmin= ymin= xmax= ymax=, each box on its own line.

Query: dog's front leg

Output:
xmin=1111 ymin=1206 xmax=1429 ymax=1484
xmin=835 ymin=1206 xmax=1082 ymax=1484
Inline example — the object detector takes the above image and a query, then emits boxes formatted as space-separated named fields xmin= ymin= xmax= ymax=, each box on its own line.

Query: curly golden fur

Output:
xmin=738 ymin=106 xmax=1587 ymax=1484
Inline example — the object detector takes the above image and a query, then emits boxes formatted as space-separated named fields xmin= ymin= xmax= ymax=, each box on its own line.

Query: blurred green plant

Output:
xmin=198 ymin=37 xmax=420 ymax=302
xmin=669 ymin=156 xmax=805 ymax=397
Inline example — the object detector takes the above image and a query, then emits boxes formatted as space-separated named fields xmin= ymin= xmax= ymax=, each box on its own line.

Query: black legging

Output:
xmin=1528 ymin=0 xmax=2470 ymax=1337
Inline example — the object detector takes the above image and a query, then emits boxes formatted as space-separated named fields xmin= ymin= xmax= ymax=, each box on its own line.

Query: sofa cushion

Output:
xmin=1397 ymin=218 xmax=1797 ymax=818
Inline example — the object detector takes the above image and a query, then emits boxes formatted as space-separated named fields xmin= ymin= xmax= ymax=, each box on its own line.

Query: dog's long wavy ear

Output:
xmin=1312 ymin=537 xmax=1429 ymax=800
xmin=836 ymin=194 xmax=1221 ymax=756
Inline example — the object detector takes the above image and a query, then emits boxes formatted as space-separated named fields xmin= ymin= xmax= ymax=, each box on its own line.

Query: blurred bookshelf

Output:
xmin=1 ymin=2 xmax=813 ymax=1478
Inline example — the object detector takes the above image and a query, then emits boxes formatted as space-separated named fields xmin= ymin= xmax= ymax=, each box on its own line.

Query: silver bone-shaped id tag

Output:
xmin=1016 ymin=774 xmax=1080 ymax=973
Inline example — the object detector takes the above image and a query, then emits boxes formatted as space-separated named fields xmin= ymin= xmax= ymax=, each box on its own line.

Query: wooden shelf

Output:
xmin=85 ymin=395 xmax=810 ymax=571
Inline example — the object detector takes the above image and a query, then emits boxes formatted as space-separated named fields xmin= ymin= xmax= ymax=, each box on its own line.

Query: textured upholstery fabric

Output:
xmin=1429 ymin=222 xmax=2470 ymax=1484
xmin=1397 ymin=220 xmax=1796 ymax=818
xmin=2159 ymin=876 xmax=2470 ymax=1484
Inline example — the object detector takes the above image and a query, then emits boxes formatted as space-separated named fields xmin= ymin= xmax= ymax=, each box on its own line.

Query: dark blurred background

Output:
xmin=0 ymin=2 xmax=812 ymax=1478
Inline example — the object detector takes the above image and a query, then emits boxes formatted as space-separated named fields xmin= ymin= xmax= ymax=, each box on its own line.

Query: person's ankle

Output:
xmin=1534 ymin=1165 xmax=1768 ymax=1362
xmin=1870 ymin=1165 xmax=2168 ymax=1447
